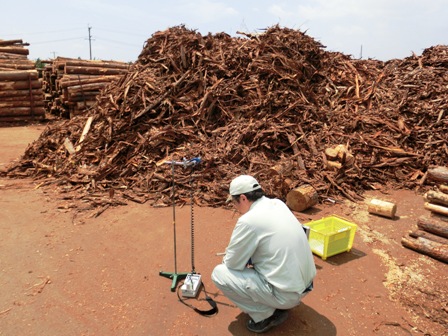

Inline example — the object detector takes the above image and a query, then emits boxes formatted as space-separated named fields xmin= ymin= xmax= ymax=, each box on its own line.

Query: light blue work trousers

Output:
xmin=212 ymin=264 xmax=310 ymax=323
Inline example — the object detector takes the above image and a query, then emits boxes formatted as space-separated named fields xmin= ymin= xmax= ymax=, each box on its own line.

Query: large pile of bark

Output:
xmin=4 ymin=25 xmax=448 ymax=208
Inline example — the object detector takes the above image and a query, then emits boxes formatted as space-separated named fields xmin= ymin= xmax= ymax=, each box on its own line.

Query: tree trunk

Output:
xmin=286 ymin=184 xmax=318 ymax=211
xmin=427 ymin=166 xmax=448 ymax=183
xmin=58 ymin=75 xmax=120 ymax=89
xmin=64 ymin=66 xmax=127 ymax=76
xmin=417 ymin=216 xmax=448 ymax=238
xmin=0 ymin=89 xmax=43 ymax=98
xmin=0 ymin=80 xmax=42 ymax=90
xmin=367 ymin=199 xmax=397 ymax=218
xmin=0 ymin=106 xmax=45 ymax=117
xmin=0 ymin=100 xmax=44 ymax=108
xmin=424 ymin=190 xmax=448 ymax=207
xmin=0 ymin=70 xmax=37 ymax=81
xmin=424 ymin=202 xmax=448 ymax=217
xmin=401 ymin=236 xmax=448 ymax=263
xmin=439 ymin=185 xmax=448 ymax=194
xmin=409 ymin=229 xmax=448 ymax=245
xmin=63 ymin=59 xmax=129 ymax=69
xmin=0 ymin=46 xmax=29 ymax=55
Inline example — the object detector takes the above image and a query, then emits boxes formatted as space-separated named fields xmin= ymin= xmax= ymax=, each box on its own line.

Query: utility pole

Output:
xmin=359 ymin=45 xmax=363 ymax=59
xmin=88 ymin=25 xmax=92 ymax=60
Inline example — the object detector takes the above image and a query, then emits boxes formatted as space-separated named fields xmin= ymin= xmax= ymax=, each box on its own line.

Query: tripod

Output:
xmin=159 ymin=157 xmax=200 ymax=292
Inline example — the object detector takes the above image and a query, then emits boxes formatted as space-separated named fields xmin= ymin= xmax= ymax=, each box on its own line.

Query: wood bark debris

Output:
xmin=2 ymin=26 xmax=448 ymax=209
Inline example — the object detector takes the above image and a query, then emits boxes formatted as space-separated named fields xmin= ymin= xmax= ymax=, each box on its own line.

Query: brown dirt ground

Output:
xmin=0 ymin=122 xmax=447 ymax=336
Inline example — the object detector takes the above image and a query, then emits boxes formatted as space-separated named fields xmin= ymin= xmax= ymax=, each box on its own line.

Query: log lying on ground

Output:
xmin=424 ymin=190 xmax=448 ymax=206
xmin=439 ymin=185 xmax=448 ymax=194
xmin=286 ymin=184 xmax=318 ymax=211
xmin=427 ymin=166 xmax=448 ymax=183
xmin=401 ymin=236 xmax=448 ymax=263
xmin=424 ymin=202 xmax=448 ymax=217
xmin=409 ymin=229 xmax=448 ymax=245
xmin=417 ymin=216 xmax=448 ymax=238
xmin=367 ymin=198 xmax=397 ymax=218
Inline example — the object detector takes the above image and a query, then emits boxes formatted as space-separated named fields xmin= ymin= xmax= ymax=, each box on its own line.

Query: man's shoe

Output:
xmin=246 ymin=309 xmax=289 ymax=333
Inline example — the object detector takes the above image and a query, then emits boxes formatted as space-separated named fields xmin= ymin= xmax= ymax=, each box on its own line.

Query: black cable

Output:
xmin=190 ymin=167 xmax=195 ymax=273
xmin=176 ymin=280 xmax=218 ymax=316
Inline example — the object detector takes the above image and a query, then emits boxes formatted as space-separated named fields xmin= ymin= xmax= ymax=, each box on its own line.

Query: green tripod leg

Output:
xmin=159 ymin=271 xmax=189 ymax=292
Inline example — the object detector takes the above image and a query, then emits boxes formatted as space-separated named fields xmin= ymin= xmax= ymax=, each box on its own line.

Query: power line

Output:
xmin=31 ymin=37 xmax=85 ymax=44
xmin=3 ymin=27 xmax=85 ymax=37
xmin=95 ymin=36 xmax=144 ymax=48
xmin=94 ymin=27 xmax=149 ymax=38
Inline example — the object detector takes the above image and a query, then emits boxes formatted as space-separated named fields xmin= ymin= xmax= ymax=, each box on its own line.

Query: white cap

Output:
xmin=226 ymin=175 xmax=261 ymax=202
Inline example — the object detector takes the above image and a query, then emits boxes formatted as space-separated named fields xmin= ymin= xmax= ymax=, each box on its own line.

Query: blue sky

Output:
xmin=2 ymin=0 xmax=447 ymax=62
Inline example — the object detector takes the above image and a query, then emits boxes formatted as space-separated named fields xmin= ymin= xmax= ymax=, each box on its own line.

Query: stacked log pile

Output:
xmin=0 ymin=39 xmax=45 ymax=121
xmin=3 ymin=25 xmax=448 ymax=210
xmin=402 ymin=166 xmax=448 ymax=263
xmin=41 ymin=57 xmax=129 ymax=117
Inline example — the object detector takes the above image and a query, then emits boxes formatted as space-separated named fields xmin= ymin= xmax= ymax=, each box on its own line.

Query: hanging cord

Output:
xmin=190 ymin=166 xmax=196 ymax=273
xmin=176 ymin=280 xmax=218 ymax=316
xmin=171 ymin=162 xmax=179 ymax=275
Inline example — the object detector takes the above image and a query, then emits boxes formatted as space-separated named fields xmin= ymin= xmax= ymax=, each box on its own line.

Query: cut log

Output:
xmin=0 ymin=63 xmax=35 ymax=70
xmin=427 ymin=166 xmax=448 ymax=183
xmin=424 ymin=190 xmax=448 ymax=207
xmin=0 ymin=106 xmax=45 ymax=117
xmin=58 ymin=75 xmax=120 ymax=89
xmin=0 ymin=80 xmax=42 ymax=90
xmin=0 ymin=93 xmax=44 ymax=101
xmin=401 ymin=236 xmax=448 ymax=263
xmin=66 ymin=82 xmax=109 ymax=93
xmin=0 ymin=70 xmax=38 ymax=81
xmin=417 ymin=216 xmax=448 ymax=238
xmin=0 ymin=101 xmax=44 ymax=108
xmin=63 ymin=59 xmax=129 ymax=69
xmin=0 ymin=39 xmax=27 ymax=46
xmin=0 ymin=46 xmax=29 ymax=55
xmin=286 ymin=184 xmax=318 ymax=212
xmin=409 ymin=229 xmax=448 ymax=245
xmin=439 ymin=185 xmax=448 ymax=194
xmin=367 ymin=198 xmax=397 ymax=218
xmin=424 ymin=202 xmax=448 ymax=217
xmin=0 ymin=89 xmax=43 ymax=98
xmin=64 ymin=66 xmax=127 ymax=76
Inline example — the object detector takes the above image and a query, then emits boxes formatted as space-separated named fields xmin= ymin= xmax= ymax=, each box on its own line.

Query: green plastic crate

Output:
xmin=306 ymin=216 xmax=357 ymax=260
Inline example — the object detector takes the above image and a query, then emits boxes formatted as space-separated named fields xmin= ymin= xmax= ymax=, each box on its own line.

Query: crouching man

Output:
xmin=212 ymin=175 xmax=316 ymax=333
